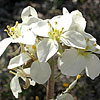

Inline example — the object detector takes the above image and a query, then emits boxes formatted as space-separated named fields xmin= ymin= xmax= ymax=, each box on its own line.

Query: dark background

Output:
xmin=0 ymin=0 xmax=100 ymax=100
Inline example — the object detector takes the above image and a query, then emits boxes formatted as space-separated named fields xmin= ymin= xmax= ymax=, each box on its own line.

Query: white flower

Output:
xmin=8 ymin=45 xmax=51 ymax=84
xmin=58 ymin=48 xmax=100 ymax=79
xmin=32 ymin=12 xmax=86 ymax=62
xmin=62 ymin=8 xmax=100 ymax=54
xmin=63 ymin=8 xmax=100 ymax=53
xmin=11 ymin=23 xmax=36 ymax=45
xmin=10 ymin=68 xmax=35 ymax=98
xmin=59 ymin=8 xmax=100 ymax=79
xmin=0 ymin=22 xmax=35 ymax=57
xmin=0 ymin=6 xmax=41 ymax=56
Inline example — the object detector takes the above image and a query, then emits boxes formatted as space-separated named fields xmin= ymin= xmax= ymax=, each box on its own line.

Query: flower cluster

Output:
xmin=0 ymin=6 xmax=100 ymax=99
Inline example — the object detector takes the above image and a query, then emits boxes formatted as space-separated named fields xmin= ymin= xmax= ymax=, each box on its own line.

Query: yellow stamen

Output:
xmin=47 ymin=21 xmax=64 ymax=42
xmin=26 ymin=46 xmax=29 ymax=49
xmin=11 ymin=27 xmax=15 ymax=32
xmin=54 ymin=29 xmax=57 ymax=33
xmin=48 ymin=23 xmax=51 ymax=27
xmin=30 ymin=53 xmax=35 ymax=58
xmin=67 ymin=88 xmax=70 ymax=91
xmin=85 ymin=46 xmax=90 ymax=50
xmin=9 ymin=32 xmax=14 ymax=35
xmin=59 ymin=27 xmax=64 ymax=35
xmin=35 ymin=96 xmax=39 ymax=100
xmin=55 ymin=21 xmax=58 ymax=25
xmin=62 ymin=27 xmax=64 ymax=30
xmin=4 ymin=29 xmax=8 ymax=33
xmin=86 ymin=38 xmax=89 ymax=42
xmin=7 ymin=25 xmax=10 ymax=30
xmin=32 ymin=45 xmax=36 ymax=51
xmin=15 ymin=21 xmax=18 ymax=27
xmin=76 ymin=74 xmax=81 ymax=80
xmin=93 ymin=42 xmax=96 ymax=46
xmin=63 ymin=83 xmax=69 ymax=88
xmin=48 ymin=32 xmax=51 ymax=35
xmin=95 ymin=49 xmax=99 ymax=52
xmin=5 ymin=21 xmax=21 ymax=39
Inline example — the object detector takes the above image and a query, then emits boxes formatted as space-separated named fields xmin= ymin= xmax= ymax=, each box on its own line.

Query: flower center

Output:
xmin=48 ymin=21 xmax=64 ymax=41
xmin=4 ymin=21 xmax=21 ymax=39
xmin=25 ymin=45 xmax=37 ymax=60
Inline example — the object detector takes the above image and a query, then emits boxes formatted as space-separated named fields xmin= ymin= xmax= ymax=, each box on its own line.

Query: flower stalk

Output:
xmin=46 ymin=58 xmax=55 ymax=100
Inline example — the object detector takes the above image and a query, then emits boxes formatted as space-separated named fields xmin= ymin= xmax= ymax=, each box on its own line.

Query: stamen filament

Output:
xmin=9 ymin=70 xmax=16 ymax=75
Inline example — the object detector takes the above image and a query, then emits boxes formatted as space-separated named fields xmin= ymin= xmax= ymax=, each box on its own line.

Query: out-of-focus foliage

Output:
xmin=0 ymin=0 xmax=100 ymax=100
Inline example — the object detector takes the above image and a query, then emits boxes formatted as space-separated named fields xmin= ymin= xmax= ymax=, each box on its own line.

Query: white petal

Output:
xmin=29 ymin=79 xmax=36 ymax=86
xmin=30 ymin=61 xmax=51 ymax=84
xmin=37 ymin=38 xmax=58 ymax=62
xmin=70 ymin=10 xmax=86 ymax=32
xmin=21 ymin=6 xmax=38 ymax=22
xmin=23 ymin=68 xmax=36 ymax=86
xmin=8 ymin=53 xmax=31 ymax=69
xmin=94 ymin=44 xmax=100 ymax=54
xmin=10 ymin=75 xmax=22 ymax=98
xmin=83 ymin=32 xmax=100 ymax=53
xmin=57 ymin=93 xmax=74 ymax=100
xmin=69 ymin=23 xmax=85 ymax=33
xmin=22 ymin=17 xmax=41 ymax=25
xmin=17 ymin=68 xmax=36 ymax=87
xmin=24 ymin=68 xmax=31 ymax=75
xmin=58 ymin=48 xmax=86 ymax=76
xmin=50 ymin=14 xmax=72 ymax=31
xmin=61 ymin=31 xmax=86 ymax=49
xmin=83 ymin=32 xmax=96 ymax=42
xmin=0 ymin=38 xmax=12 ymax=56
xmin=87 ymin=43 xmax=100 ymax=54
xmin=21 ymin=77 xmax=36 ymax=87
xmin=62 ymin=7 xmax=69 ymax=15
xmin=31 ymin=20 xmax=49 ymax=37
xmin=12 ymin=29 xmax=36 ymax=45
xmin=85 ymin=54 xmax=100 ymax=79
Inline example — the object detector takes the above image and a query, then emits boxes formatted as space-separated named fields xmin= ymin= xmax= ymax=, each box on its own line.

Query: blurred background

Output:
xmin=0 ymin=0 xmax=100 ymax=100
